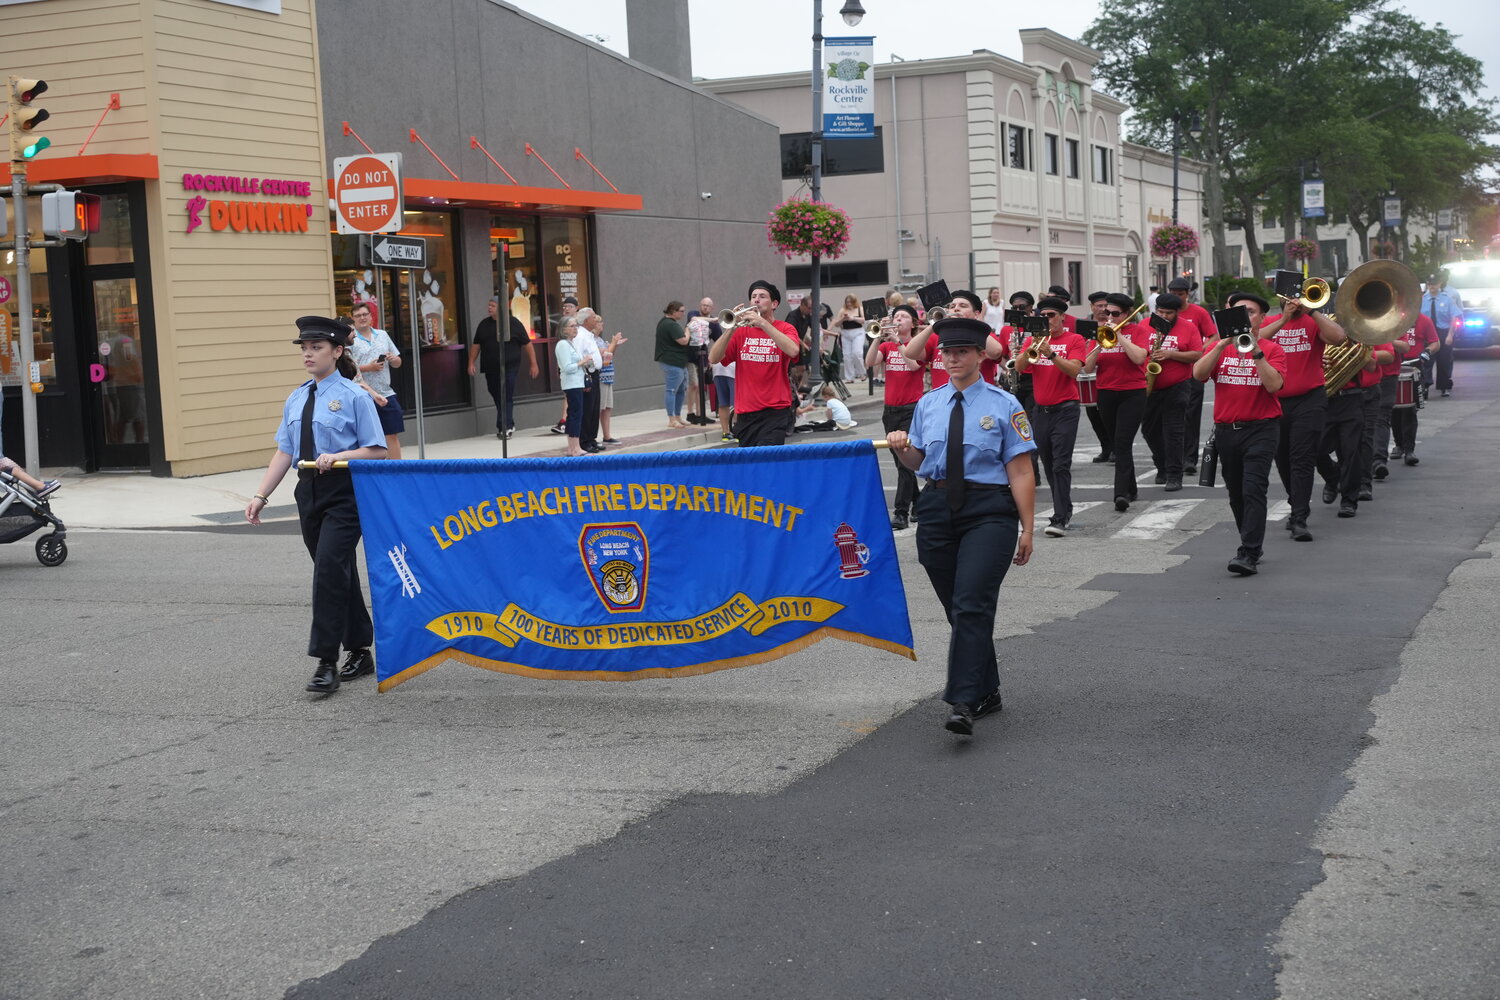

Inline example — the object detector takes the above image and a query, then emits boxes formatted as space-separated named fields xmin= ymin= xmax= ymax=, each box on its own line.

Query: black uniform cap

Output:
xmin=933 ymin=317 xmax=992 ymax=350
xmin=292 ymin=315 xmax=349 ymax=345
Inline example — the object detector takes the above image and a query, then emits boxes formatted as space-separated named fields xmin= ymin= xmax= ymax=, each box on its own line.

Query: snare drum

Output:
xmin=1394 ymin=369 xmax=1416 ymax=409
xmin=1077 ymin=371 xmax=1099 ymax=407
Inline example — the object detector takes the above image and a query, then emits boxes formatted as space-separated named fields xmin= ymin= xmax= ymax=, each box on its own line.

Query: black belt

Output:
xmin=927 ymin=479 xmax=1010 ymax=492
xmin=1216 ymin=418 xmax=1278 ymax=430
xmin=1336 ymin=385 xmax=1364 ymax=396
xmin=1035 ymin=400 xmax=1079 ymax=412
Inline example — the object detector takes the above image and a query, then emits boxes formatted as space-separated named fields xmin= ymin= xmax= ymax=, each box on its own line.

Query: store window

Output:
xmin=492 ymin=214 xmax=596 ymax=400
xmin=1 ymin=198 xmax=53 ymax=390
xmin=86 ymin=193 xmax=135 ymax=266
xmin=330 ymin=210 xmax=469 ymax=412
xmin=1044 ymin=134 xmax=1060 ymax=176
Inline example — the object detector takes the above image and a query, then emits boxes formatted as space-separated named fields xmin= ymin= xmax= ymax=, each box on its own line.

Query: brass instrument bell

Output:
xmin=1322 ymin=259 xmax=1422 ymax=395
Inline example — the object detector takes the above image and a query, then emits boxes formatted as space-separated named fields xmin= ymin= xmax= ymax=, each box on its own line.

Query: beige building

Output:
xmin=700 ymin=29 xmax=1212 ymax=307
xmin=3 ymin=0 xmax=780 ymax=476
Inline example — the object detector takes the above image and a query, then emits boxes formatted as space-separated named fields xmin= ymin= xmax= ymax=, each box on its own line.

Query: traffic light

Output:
xmin=7 ymin=76 xmax=50 ymax=162
xmin=41 ymin=191 xmax=100 ymax=241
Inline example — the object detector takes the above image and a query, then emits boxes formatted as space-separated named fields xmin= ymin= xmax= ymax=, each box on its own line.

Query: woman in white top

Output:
xmin=554 ymin=317 xmax=587 ymax=457
xmin=835 ymin=294 xmax=866 ymax=382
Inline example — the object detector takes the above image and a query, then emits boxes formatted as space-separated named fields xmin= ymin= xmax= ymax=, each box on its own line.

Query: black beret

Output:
xmin=1087 ymin=290 xmax=1109 ymax=303
xmin=933 ymin=317 xmax=992 ymax=350
xmin=892 ymin=304 xmax=920 ymax=325
xmin=1009 ymin=290 xmax=1035 ymax=307
xmin=1227 ymin=292 xmax=1270 ymax=314
xmin=1047 ymin=284 xmax=1071 ymax=299
xmin=292 ymin=315 xmax=349 ymax=345
xmin=1037 ymin=296 xmax=1069 ymax=313
xmin=748 ymin=279 xmax=782 ymax=304
xmin=1167 ymin=277 xmax=1192 ymax=291
xmin=1156 ymin=293 xmax=1184 ymax=310
xmin=1105 ymin=292 xmax=1135 ymax=311
xmin=950 ymin=289 xmax=983 ymax=312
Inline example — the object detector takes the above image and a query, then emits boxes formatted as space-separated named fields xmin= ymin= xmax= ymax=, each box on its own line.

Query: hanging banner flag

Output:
xmin=1301 ymin=179 xmax=1325 ymax=219
xmin=350 ymin=443 xmax=914 ymax=691
xmin=1383 ymin=197 xmax=1402 ymax=226
xmin=824 ymin=36 xmax=876 ymax=138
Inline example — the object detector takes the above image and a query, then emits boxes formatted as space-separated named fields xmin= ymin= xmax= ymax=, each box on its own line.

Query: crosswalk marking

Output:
xmin=1113 ymin=499 xmax=1204 ymax=539
xmin=1267 ymin=501 xmax=1291 ymax=523
xmin=1037 ymin=501 xmax=1104 ymax=522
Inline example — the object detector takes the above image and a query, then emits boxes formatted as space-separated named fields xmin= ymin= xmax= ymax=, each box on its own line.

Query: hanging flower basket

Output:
xmin=1286 ymin=238 xmax=1320 ymax=263
xmin=1149 ymin=223 xmax=1199 ymax=259
xmin=767 ymin=199 xmax=851 ymax=260
xmin=1372 ymin=239 xmax=1399 ymax=259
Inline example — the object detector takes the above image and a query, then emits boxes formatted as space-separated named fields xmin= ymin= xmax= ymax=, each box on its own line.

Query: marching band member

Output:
xmin=1387 ymin=313 xmax=1439 ymax=468
xmin=1252 ymin=290 xmax=1346 ymax=540
xmin=1017 ymin=296 xmax=1087 ymax=537
xmin=1192 ymin=297 xmax=1287 ymax=576
xmin=1084 ymin=292 xmax=1152 ymax=511
xmin=1167 ymin=277 xmax=1219 ymax=476
xmin=1355 ymin=342 xmax=1397 ymax=501
xmin=707 ymin=280 xmax=802 ymax=447
xmin=1140 ymin=293 xmax=1204 ymax=492
xmin=866 ymin=304 xmax=925 ymax=530
xmin=885 ymin=317 xmax=1037 ymax=737
xmin=901 ymin=290 xmax=996 ymax=391
xmin=1084 ymin=291 xmax=1117 ymax=463
xmin=245 ymin=317 xmax=388 ymax=694
xmin=998 ymin=291 xmax=1038 ymax=413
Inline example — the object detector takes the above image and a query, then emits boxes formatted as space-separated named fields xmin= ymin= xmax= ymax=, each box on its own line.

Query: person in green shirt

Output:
xmin=655 ymin=300 xmax=690 ymax=429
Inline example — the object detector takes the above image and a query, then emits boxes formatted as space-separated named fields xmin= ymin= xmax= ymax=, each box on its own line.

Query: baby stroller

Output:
xmin=0 ymin=468 xmax=67 ymax=566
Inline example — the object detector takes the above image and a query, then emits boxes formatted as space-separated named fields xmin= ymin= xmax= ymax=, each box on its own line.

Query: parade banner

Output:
xmin=823 ymin=36 xmax=876 ymax=138
xmin=350 ymin=442 xmax=914 ymax=691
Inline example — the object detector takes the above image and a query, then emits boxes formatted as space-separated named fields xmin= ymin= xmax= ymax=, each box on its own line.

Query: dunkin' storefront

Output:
xmin=1 ymin=0 xmax=777 ymax=476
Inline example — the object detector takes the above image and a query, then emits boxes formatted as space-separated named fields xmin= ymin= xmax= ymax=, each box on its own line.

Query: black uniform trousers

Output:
xmin=1274 ymin=388 xmax=1327 ymax=523
xmin=581 ymin=372 xmax=602 ymax=448
xmin=1316 ymin=389 xmax=1365 ymax=506
xmin=1182 ymin=377 xmax=1206 ymax=468
xmin=294 ymin=469 xmax=373 ymax=662
xmin=1096 ymin=387 xmax=1145 ymax=501
xmin=914 ymin=483 xmax=1019 ymax=709
xmin=1358 ymin=383 xmax=1381 ymax=492
xmin=1435 ymin=339 xmax=1454 ymax=391
xmin=1371 ymin=375 xmax=1398 ymax=475
xmin=1032 ymin=400 xmax=1079 ymax=527
xmin=735 ymin=406 xmax=793 ymax=447
xmin=1390 ymin=391 xmax=1419 ymax=456
xmin=1142 ymin=379 xmax=1190 ymax=480
xmin=882 ymin=403 xmax=919 ymax=515
xmin=1217 ymin=419 xmax=1278 ymax=559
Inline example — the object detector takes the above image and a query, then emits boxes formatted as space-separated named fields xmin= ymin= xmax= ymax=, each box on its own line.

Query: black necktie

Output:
xmin=947 ymin=390 xmax=965 ymax=511
xmin=299 ymin=382 xmax=317 ymax=463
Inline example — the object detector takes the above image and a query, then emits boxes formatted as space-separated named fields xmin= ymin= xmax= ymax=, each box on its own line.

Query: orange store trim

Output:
xmin=1 ymin=153 xmax=160 ymax=185
xmin=354 ymin=176 xmax=643 ymax=213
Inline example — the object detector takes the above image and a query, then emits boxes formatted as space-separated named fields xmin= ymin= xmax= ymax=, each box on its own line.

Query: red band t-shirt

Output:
xmin=878 ymin=341 xmax=926 ymax=406
xmin=1021 ymin=332 xmax=1088 ymax=405
xmin=922 ymin=335 xmax=949 ymax=389
xmin=1149 ymin=318 xmax=1203 ymax=390
xmin=1264 ymin=314 xmax=1326 ymax=397
xmin=1179 ymin=302 xmax=1219 ymax=343
xmin=1210 ymin=339 xmax=1287 ymax=423
xmin=721 ymin=321 xmax=798 ymax=413
xmin=1359 ymin=343 xmax=1395 ymax=388
xmin=1092 ymin=323 xmax=1151 ymax=391
xmin=1385 ymin=315 xmax=1439 ymax=376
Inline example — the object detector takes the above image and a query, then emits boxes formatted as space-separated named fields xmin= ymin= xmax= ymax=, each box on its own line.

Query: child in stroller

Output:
xmin=0 ymin=457 xmax=67 ymax=566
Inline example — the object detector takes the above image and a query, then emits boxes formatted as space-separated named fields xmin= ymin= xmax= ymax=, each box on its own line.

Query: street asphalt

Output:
xmin=2 ymin=361 xmax=1496 ymax=999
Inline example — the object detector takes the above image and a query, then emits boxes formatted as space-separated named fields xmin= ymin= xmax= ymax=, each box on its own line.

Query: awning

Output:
xmin=1 ymin=153 xmax=160 ymax=185
xmin=399 ymin=177 xmax=642 ymax=214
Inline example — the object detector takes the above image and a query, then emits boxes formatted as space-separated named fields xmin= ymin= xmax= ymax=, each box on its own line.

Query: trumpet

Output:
xmin=1025 ymin=334 xmax=1052 ymax=362
xmin=922 ymin=306 xmax=947 ymax=326
xmin=717 ymin=305 xmax=760 ymax=328
xmin=1278 ymin=276 xmax=1332 ymax=311
xmin=1234 ymin=332 xmax=1258 ymax=354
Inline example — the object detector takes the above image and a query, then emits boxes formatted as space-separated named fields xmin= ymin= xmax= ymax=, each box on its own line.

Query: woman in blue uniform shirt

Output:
xmin=245 ymin=316 xmax=388 ymax=694
xmin=886 ymin=317 xmax=1037 ymax=737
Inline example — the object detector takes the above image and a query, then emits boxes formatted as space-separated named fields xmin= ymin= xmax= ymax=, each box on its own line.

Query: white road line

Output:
xmin=1113 ymin=499 xmax=1204 ymax=539
xmin=1037 ymin=501 xmax=1104 ymax=522
xmin=1267 ymin=501 xmax=1292 ymax=522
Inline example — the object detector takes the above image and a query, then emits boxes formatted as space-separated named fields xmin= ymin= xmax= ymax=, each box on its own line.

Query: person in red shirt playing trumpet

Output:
xmin=1083 ymin=292 xmax=1153 ymax=512
xmin=1140 ymin=293 xmax=1205 ymax=491
xmin=1192 ymin=294 xmax=1287 ymax=577
xmin=866 ymin=304 xmax=926 ymax=529
xmin=1017 ymin=296 xmax=1088 ymax=537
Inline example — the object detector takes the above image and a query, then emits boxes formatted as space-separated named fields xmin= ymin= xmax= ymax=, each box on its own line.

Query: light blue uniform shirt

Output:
xmin=1420 ymin=288 xmax=1463 ymax=331
xmin=274 ymin=374 xmax=385 ymax=457
xmin=908 ymin=379 xmax=1036 ymax=484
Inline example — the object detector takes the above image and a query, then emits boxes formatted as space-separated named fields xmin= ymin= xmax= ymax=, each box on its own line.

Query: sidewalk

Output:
xmin=53 ymin=389 xmax=886 ymax=530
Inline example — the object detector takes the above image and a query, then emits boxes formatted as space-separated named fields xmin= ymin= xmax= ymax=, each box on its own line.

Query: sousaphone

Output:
xmin=1324 ymin=259 xmax=1421 ymax=395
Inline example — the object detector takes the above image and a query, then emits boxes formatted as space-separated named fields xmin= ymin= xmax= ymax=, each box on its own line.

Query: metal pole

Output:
xmin=495 ymin=254 xmax=510 ymax=459
xmin=406 ymin=269 xmax=426 ymax=458
xmin=11 ymin=166 xmax=39 ymax=475
xmin=1170 ymin=115 xmax=1180 ymax=282
xmin=808 ymin=0 xmax=824 ymax=393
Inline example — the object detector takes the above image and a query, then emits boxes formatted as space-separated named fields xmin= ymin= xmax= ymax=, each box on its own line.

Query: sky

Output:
xmin=506 ymin=0 xmax=1500 ymax=150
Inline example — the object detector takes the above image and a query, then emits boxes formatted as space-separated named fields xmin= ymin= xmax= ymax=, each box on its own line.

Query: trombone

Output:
xmin=1097 ymin=301 xmax=1147 ymax=348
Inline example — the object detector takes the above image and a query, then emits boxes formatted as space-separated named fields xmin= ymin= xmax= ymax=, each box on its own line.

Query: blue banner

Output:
xmin=824 ymin=36 xmax=876 ymax=138
xmin=349 ymin=442 xmax=914 ymax=691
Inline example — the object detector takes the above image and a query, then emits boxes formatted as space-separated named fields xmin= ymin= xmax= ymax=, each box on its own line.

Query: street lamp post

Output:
xmin=806 ymin=0 xmax=864 ymax=393
xmin=1169 ymin=110 xmax=1202 ymax=282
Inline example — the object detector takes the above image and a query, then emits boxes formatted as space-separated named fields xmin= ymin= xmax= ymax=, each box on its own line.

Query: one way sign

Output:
xmin=360 ymin=234 xmax=428 ymax=269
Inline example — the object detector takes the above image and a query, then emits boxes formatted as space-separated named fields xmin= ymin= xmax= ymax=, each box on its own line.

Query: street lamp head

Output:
xmin=1187 ymin=112 xmax=1203 ymax=141
xmin=839 ymin=0 xmax=866 ymax=26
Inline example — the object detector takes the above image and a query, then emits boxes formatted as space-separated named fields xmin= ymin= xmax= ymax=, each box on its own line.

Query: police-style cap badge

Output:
xmin=933 ymin=317 xmax=992 ymax=350
xmin=292 ymin=315 xmax=349 ymax=345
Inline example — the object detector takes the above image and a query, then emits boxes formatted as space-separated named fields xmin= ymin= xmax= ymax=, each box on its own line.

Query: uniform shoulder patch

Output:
xmin=1010 ymin=410 xmax=1033 ymax=440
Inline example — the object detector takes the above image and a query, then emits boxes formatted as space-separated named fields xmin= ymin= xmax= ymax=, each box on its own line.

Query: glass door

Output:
xmin=85 ymin=275 xmax=150 ymax=468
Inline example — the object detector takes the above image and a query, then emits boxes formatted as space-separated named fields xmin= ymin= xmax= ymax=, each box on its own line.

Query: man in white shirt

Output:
xmin=347 ymin=301 xmax=404 ymax=457
xmin=573 ymin=307 xmax=607 ymax=452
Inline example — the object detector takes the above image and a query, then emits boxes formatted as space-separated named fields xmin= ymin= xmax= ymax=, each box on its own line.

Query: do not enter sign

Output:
xmin=332 ymin=152 xmax=404 ymax=235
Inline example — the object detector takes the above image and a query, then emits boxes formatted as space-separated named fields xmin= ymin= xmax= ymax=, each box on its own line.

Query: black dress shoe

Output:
xmin=944 ymin=703 xmax=975 ymax=736
xmin=1164 ymin=478 xmax=1182 ymax=492
xmin=1184 ymin=464 xmax=1197 ymax=477
xmin=1389 ymin=447 xmax=1404 ymax=460
xmin=306 ymin=660 xmax=340 ymax=694
xmin=1338 ymin=500 xmax=1357 ymax=518
xmin=1357 ymin=488 xmax=1373 ymax=502
xmin=1091 ymin=453 xmax=1111 ymax=463
xmin=583 ymin=443 xmax=603 ymax=454
xmin=890 ymin=511 xmax=909 ymax=530
xmin=1403 ymin=454 xmax=1419 ymax=466
xmin=1227 ymin=554 xmax=1259 ymax=576
xmin=1374 ymin=465 xmax=1389 ymax=481
xmin=1114 ymin=495 xmax=1129 ymax=512
xmin=1322 ymin=483 xmax=1338 ymax=504
xmin=1289 ymin=520 xmax=1313 ymax=542
xmin=339 ymin=648 xmax=374 ymax=681
xmin=974 ymin=691 xmax=1003 ymax=719
xmin=1154 ymin=471 xmax=1166 ymax=484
